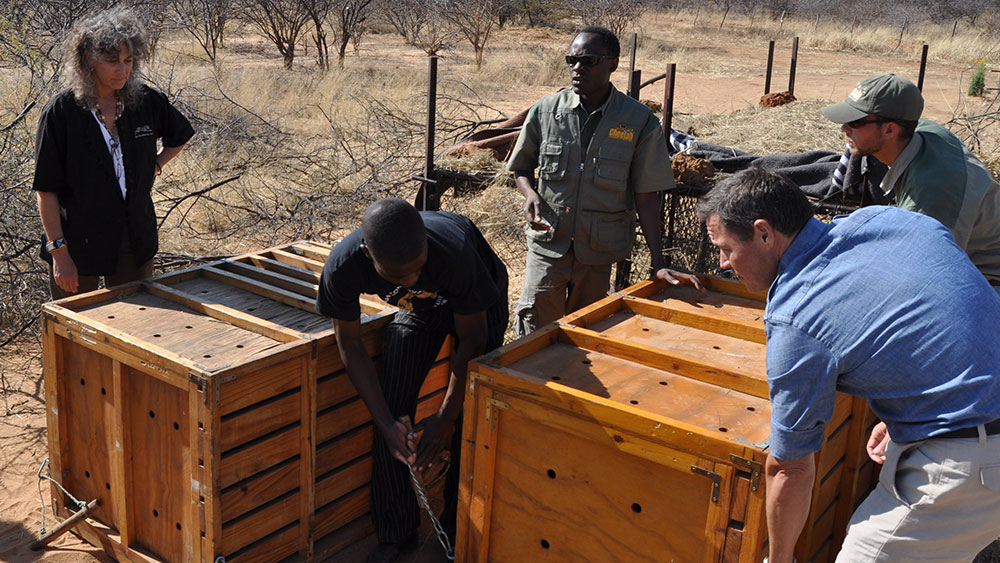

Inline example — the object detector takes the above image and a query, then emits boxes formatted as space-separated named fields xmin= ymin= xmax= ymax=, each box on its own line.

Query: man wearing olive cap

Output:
xmin=823 ymin=73 xmax=1000 ymax=293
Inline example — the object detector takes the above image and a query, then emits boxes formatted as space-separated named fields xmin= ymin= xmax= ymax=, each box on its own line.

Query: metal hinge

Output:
xmin=730 ymin=454 xmax=763 ymax=492
xmin=484 ymin=397 xmax=509 ymax=426
xmin=690 ymin=465 xmax=721 ymax=503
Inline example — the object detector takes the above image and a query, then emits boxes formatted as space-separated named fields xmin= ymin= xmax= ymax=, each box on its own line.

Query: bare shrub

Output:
xmin=239 ymin=0 xmax=311 ymax=69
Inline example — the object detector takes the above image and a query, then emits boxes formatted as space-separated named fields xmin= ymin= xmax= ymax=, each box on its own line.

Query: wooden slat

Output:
xmin=314 ymin=457 xmax=373 ymax=508
xmin=220 ymin=426 xmax=300 ymax=489
xmin=221 ymin=492 xmax=299 ymax=555
xmin=315 ymin=391 xmax=448 ymax=446
xmin=220 ymin=391 xmax=301 ymax=452
xmin=243 ymin=254 xmax=321 ymax=284
xmin=299 ymin=354 xmax=317 ymax=560
xmin=226 ymin=523 xmax=300 ymax=563
xmin=316 ymin=399 xmax=370 ymax=445
xmin=478 ymin=324 xmax=559 ymax=369
xmin=316 ymin=426 xmax=373 ymax=476
xmin=201 ymin=379 xmax=222 ymax=563
xmin=40 ymin=316 xmax=70 ymax=522
xmin=317 ymin=359 xmax=449 ymax=413
xmin=557 ymin=325 xmax=770 ymax=399
xmin=288 ymin=242 xmax=331 ymax=263
xmin=312 ymin=514 xmax=374 ymax=562
xmin=558 ymin=295 xmax=628 ymax=328
xmin=202 ymin=266 xmax=315 ymax=313
xmin=221 ymin=459 xmax=300 ymax=522
xmin=217 ymin=259 xmax=319 ymax=299
xmin=269 ymin=248 xmax=325 ymax=274
xmin=218 ymin=356 xmax=305 ymax=417
xmin=622 ymin=296 xmax=766 ymax=344
xmin=314 ymin=487 xmax=370 ymax=539
xmin=110 ymin=360 xmax=131 ymax=547
xmin=145 ymin=281 xmax=301 ymax=343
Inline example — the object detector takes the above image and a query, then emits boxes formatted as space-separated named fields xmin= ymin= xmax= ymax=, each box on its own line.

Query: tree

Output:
xmin=437 ymin=0 xmax=509 ymax=69
xmin=300 ymin=0 xmax=332 ymax=70
xmin=375 ymin=0 xmax=429 ymax=45
xmin=169 ymin=0 xmax=231 ymax=63
xmin=241 ymin=0 xmax=311 ymax=69
xmin=332 ymin=0 xmax=373 ymax=68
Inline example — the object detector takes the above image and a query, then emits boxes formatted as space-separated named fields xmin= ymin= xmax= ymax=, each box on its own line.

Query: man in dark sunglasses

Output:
xmin=506 ymin=25 xmax=702 ymax=337
xmin=823 ymin=73 xmax=1000 ymax=293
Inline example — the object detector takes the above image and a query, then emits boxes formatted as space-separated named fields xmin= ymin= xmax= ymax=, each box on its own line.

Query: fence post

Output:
xmin=662 ymin=63 xmax=676 ymax=137
xmin=765 ymin=39 xmax=774 ymax=95
xmin=788 ymin=36 xmax=799 ymax=95
xmin=917 ymin=44 xmax=929 ymax=91
xmin=415 ymin=56 xmax=439 ymax=211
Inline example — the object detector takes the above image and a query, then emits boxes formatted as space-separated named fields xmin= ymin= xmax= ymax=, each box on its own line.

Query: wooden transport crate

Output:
xmin=41 ymin=241 xmax=452 ymax=563
xmin=457 ymin=277 xmax=879 ymax=563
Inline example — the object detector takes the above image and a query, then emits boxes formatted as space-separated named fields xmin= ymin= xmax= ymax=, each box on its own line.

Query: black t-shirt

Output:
xmin=33 ymin=86 xmax=194 ymax=274
xmin=316 ymin=211 xmax=507 ymax=321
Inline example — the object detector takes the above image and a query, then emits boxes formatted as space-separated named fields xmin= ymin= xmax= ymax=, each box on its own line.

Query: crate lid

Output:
xmin=476 ymin=279 xmax=772 ymax=450
xmin=43 ymin=241 xmax=395 ymax=378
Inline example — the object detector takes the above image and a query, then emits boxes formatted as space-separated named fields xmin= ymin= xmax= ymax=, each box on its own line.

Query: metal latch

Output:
xmin=730 ymin=454 xmax=763 ymax=492
xmin=690 ymin=465 xmax=721 ymax=503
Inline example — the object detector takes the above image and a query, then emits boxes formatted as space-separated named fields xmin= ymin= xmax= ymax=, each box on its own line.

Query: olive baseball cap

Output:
xmin=822 ymin=74 xmax=924 ymax=123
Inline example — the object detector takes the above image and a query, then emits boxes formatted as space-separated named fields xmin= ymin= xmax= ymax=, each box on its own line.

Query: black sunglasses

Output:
xmin=845 ymin=117 xmax=887 ymax=129
xmin=565 ymin=54 xmax=610 ymax=67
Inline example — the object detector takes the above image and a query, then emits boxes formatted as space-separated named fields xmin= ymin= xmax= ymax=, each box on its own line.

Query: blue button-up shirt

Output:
xmin=765 ymin=206 xmax=1000 ymax=460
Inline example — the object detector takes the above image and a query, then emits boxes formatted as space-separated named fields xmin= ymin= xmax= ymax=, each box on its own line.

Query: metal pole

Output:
xmin=629 ymin=69 xmax=641 ymax=100
xmin=788 ymin=36 xmax=799 ymax=95
xmin=662 ymin=63 xmax=676 ymax=136
xmin=917 ymin=44 xmax=929 ymax=91
xmin=765 ymin=39 xmax=774 ymax=95
xmin=628 ymin=32 xmax=638 ymax=97
xmin=422 ymin=56 xmax=438 ymax=210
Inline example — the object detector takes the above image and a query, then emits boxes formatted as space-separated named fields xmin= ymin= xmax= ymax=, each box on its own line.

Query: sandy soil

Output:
xmin=0 ymin=20 xmax=989 ymax=563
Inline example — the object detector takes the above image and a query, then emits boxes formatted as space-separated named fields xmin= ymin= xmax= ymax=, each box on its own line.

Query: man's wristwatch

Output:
xmin=45 ymin=238 xmax=67 ymax=254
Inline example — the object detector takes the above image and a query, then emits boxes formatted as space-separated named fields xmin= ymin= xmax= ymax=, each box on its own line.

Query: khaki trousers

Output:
xmin=514 ymin=246 xmax=612 ymax=337
xmin=836 ymin=430 xmax=1000 ymax=562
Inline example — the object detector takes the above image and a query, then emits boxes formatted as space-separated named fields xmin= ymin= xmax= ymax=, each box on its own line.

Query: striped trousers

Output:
xmin=371 ymin=296 xmax=508 ymax=544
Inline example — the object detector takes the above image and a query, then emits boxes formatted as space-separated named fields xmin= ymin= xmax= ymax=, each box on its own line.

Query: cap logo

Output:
xmin=848 ymin=84 xmax=867 ymax=102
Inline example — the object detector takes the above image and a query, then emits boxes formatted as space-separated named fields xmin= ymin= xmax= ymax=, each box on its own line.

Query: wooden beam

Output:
xmin=557 ymin=325 xmax=769 ymax=399
xmin=622 ymin=296 xmax=766 ymax=344
xmin=201 ymin=266 xmax=315 ymax=313
xmin=145 ymin=282 xmax=301 ymax=343
xmin=216 ymin=259 xmax=318 ymax=299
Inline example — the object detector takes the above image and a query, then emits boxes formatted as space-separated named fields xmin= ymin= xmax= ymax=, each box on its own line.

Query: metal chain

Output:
xmin=36 ymin=457 xmax=85 ymax=535
xmin=405 ymin=460 xmax=454 ymax=560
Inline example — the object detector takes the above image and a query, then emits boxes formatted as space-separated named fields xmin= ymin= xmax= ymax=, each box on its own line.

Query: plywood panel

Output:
xmin=75 ymin=290 xmax=282 ymax=371
xmin=486 ymin=406 xmax=717 ymax=562
xmin=126 ymin=364 xmax=190 ymax=562
xmin=506 ymin=342 xmax=772 ymax=447
xmin=59 ymin=340 xmax=117 ymax=526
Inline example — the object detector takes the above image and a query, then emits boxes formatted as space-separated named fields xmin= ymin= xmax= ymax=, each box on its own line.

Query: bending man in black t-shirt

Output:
xmin=315 ymin=198 xmax=508 ymax=563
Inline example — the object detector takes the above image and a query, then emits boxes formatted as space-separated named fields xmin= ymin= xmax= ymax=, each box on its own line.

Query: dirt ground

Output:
xmin=0 ymin=20 xmax=992 ymax=563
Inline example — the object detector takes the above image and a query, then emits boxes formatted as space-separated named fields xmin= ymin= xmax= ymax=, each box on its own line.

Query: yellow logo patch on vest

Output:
xmin=608 ymin=127 xmax=634 ymax=142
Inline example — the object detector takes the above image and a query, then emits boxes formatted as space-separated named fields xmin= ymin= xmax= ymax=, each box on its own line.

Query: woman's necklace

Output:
xmin=95 ymin=95 xmax=124 ymax=141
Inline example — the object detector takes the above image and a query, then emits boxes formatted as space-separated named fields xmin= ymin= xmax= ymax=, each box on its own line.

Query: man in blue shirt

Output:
xmin=697 ymin=167 xmax=1000 ymax=562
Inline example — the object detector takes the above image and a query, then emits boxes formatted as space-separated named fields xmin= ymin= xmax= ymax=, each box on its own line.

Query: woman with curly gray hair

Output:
xmin=34 ymin=6 xmax=193 ymax=298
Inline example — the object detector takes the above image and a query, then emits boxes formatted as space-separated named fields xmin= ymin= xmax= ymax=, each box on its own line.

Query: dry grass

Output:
xmin=678 ymin=99 xmax=845 ymax=155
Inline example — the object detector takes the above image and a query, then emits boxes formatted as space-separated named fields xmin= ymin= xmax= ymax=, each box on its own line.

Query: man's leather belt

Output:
xmin=935 ymin=417 xmax=1000 ymax=439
